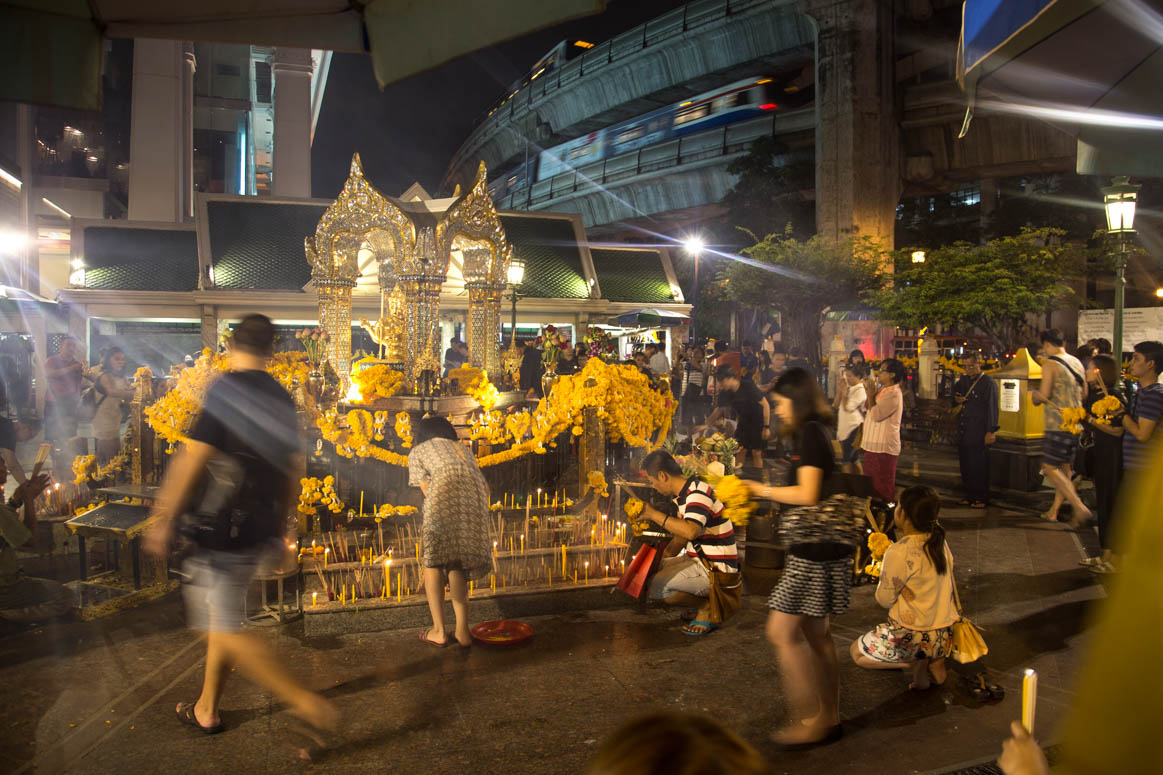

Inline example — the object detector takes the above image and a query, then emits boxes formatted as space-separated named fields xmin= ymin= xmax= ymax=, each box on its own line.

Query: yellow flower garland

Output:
xmin=707 ymin=474 xmax=756 ymax=527
xmin=298 ymin=475 xmax=345 ymax=516
xmin=351 ymin=357 xmax=406 ymax=401
xmin=868 ymin=531 xmax=891 ymax=559
xmin=144 ymin=348 xmax=230 ymax=449
xmin=586 ymin=470 xmax=610 ymax=498
xmin=1060 ymin=406 xmax=1087 ymax=434
xmin=394 ymin=411 xmax=413 ymax=448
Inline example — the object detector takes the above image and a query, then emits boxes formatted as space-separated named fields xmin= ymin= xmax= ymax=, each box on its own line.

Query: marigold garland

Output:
xmin=707 ymin=474 xmax=756 ymax=527
xmin=868 ymin=531 xmax=891 ymax=559
xmin=298 ymin=475 xmax=344 ymax=516
xmin=587 ymin=470 xmax=610 ymax=498
xmin=374 ymin=504 xmax=418 ymax=522
xmin=351 ymin=357 xmax=405 ymax=401
xmin=144 ymin=348 xmax=229 ymax=449
xmin=394 ymin=411 xmax=413 ymax=448
xmin=1089 ymin=394 xmax=1121 ymax=424
xmin=1060 ymin=406 xmax=1087 ymax=434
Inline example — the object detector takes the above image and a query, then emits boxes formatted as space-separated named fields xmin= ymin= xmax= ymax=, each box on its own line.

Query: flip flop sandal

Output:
xmin=1090 ymin=560 xmax=1117 ymax=575
xmin=681 ymin=620 xmax=718 ymax=636
xmin=176 ymin=702 xmax=224 ymax=735
xmin=1038 ymin=511 xmax=1059 ymax=522
xmin=976 ymin=672 xmax=1006 ymax=700
xmin=959 ymin=674 xmax=990 ymax=702
xmin=419 ymin=629 xmax=451 ymax=647
xmin=1079 ymin=556 xmax=1103 ymax=567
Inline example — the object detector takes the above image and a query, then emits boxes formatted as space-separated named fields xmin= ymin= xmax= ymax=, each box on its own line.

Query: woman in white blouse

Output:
xmin=850 ymin=486 xmax=957 ymax=690
xmin=862 ymin=358 xmax=906 ymax=501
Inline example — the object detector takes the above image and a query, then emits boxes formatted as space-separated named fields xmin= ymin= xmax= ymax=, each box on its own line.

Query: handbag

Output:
xmin=694 ymin=545 xmax=743 ymax=624
xmin=615 ymin=537 xmax=665 ymax=599
xmin=949 ymin=573 xmax=988 ymax=664
xmin=778 ymin=472 xmax=871 ymax=547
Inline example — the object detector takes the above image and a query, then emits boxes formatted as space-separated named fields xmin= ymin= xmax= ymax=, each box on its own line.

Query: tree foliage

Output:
xmin=869 ymin=228 xmax=1084 ymax=355
xmin=720 ymin=136 xmax=815 ymax=241
xmin=717 ymin=232 xmax=886 ymax=362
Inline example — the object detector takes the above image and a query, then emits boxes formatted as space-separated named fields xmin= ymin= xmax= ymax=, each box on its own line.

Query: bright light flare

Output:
xmin=683 ymin=236 xmax=705 ymax=256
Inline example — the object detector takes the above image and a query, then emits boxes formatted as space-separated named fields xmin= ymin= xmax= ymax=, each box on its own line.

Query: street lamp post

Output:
xmin=507 ymin=256 xmax=526 ymax=349
xmin=1101 ymin=176 xmax=1140 ymax=361
xmin=683 ymin=236 xmax=705 ymax=341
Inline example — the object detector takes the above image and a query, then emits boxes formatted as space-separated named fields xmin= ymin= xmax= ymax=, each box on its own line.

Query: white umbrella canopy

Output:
xmin=1 ymin=0 xmax=605 ymax=109
xmin=958 ymin=0 xmax=1163 ymax=177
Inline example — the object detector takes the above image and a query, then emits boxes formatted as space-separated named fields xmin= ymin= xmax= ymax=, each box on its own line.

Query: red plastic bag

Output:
xmin=616 ymin=543 xmax=658 ymax=598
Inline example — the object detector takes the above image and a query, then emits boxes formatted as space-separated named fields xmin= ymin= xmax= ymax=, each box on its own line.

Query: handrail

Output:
xmin=450 ymin=0 xmax=777 ymax=178
xmin=498 ymin=106 xmax=814 ymax=213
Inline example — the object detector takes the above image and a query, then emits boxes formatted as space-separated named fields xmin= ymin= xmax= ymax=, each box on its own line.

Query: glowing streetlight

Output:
xmin=507 ymin=255 xmax=526 ymax=349
xmin=1101 ymin=175 xmax=1141 ymax=360
xmin=911 ymin=250 xmax=926 ymax=264
xmin=683 ymin=235 xmax=706 ymax=340
xmin=1155 ymin=287 xmax=1163 ymax=299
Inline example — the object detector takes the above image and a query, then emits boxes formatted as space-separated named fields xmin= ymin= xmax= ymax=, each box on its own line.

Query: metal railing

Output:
xmin=452 ymin=0 xmax=780 ymax=174
xmin=495 ymin=107 xmax=814 ymax=211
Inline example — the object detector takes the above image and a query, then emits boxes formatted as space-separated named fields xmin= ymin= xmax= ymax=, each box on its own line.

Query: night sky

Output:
xmin=310 ymin=0 xmax=688 ymax=200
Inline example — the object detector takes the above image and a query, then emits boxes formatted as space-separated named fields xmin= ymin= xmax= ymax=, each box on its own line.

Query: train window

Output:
xmin=507 ymin=175 xmax=519 ymax=187
xmin=712 ymin=93 xmax=741 ymax=111
xmin=674 ymin=104 xmax=711 ymax=125
xmin=568 ymin=145 xmax=594 ymax=160
xmin=614 ymin=126 xmax=644 ymax=144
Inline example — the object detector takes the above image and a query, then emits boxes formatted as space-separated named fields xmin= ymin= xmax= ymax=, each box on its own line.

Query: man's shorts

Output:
xmin=647 ymin=555 xmax=710 ymax=600
xmin=181 ymin=548 xmax=263 ymax=633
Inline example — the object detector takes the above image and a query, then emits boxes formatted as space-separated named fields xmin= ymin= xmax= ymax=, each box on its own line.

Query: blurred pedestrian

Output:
xmin=1080 ymin=355 xmax=1123 ymax=574
xmin=43 ymin=336 xmax=84 ymax=461
xmin=835 ymin=363 xmax=867 ymax=474
xmin=92 ymin=347 xmax=135 ymax=464
xmin=746 ymin=369 xmax=845 ymax=748
xmin=408 ymin=416 xmax=491 ymax=648
xmin=704 ymin=365 xmax=768 ymax=471
xmin=144 ymin=314 xmax=337 ymax=740
xmin=1030 ymin=329 xmax=1091 ymax=525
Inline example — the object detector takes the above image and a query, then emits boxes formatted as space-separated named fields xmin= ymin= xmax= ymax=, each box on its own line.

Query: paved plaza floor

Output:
xmin=0 ymin=500 xmax=1105 ymax=774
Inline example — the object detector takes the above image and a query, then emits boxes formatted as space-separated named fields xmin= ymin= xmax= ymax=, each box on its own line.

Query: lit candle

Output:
xmin=537 ymin=488 xmax=542 ymax=508
xmin=324 ymin=547 xmax=329 ymax=569
xmin=384 ymin=559 xmax=391 ymax=596
xmin=520 ymin=534 xmax=525 ymax=554
xmin=605 ymin=564 xmax=609 ymax=577
xmin=585 ymin=561 xmax=589 ymax=583
xmin=312 ymin=591 xmax=318 ymax=606
xmin=493 ymin=541 xmax=498 ymax=557
xmin=561 ymin=544 xmax=567 ymax=577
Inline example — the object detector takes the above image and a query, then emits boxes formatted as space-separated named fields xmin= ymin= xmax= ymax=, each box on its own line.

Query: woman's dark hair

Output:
xmin=772 ymin=367 xmax=832 ymax=429
xmin=101 ymin=346 xmax=126 ymax=374
xmin=758 ymin=349 xmax=772 ymax=368
xmin=880 ymin=357 xmax=906 ymax=385
xmin=413 ymin=415 xmax=458 ymax=447
xmin=848 ymin=349 xmax=865 ymax=362
xmin=583 ymin=712 xmax=771 ymax=775
xmin=899 ymin=485 xmax=947 ymax=576
xmin=1039 ymin=328 xmax=1064 ymax=347
xmin=845 ymin=362 xmax=867 ymax=379
xmin=1092 ymin=354 xmax=1119 ymax=390
xmin=642 ymin=449 xmax=685 ymax=479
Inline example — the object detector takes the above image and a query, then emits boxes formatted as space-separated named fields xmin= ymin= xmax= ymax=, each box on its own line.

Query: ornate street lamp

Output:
xmin=507 ymin=255 xmax=526 ymax=348
xmin=1101 ymin=176 xmax=1140 ymax=360
xmin=683 ymin=235 xmax=705 ymax=340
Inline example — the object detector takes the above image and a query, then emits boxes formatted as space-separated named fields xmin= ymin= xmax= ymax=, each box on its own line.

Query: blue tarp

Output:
xmin=961 ymin=0 xmax=1055 ymax=74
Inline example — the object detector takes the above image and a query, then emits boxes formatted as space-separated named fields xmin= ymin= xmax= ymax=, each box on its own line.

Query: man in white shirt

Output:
xmin=646 ymin=342 xmax=670 ymax=377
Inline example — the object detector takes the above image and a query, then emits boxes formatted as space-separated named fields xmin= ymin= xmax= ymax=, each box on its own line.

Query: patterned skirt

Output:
xmin=767 ymin=554 xmax=852 ymax=617
xmin=1042 ymin=430 xmax=1078 ymax=467
xmin=858 ymin=621 xmax=954 ymax=663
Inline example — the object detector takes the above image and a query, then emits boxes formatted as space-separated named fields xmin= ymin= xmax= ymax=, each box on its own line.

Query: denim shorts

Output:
xmin=181 ymin=548 xmax=264 ymax=632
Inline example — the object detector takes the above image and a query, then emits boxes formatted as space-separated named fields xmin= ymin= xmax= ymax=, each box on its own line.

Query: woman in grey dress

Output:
xmin=408 ymin=416 xmax=491 ymax=647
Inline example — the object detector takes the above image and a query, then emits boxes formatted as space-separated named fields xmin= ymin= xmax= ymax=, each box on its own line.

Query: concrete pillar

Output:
xmin=917 ymin=349 xmax=937 ymax=399
xmin=979 ymin=177 xmax=997 ymax=239
xmin=804 ymin=0 xmax=900 ymax=252
xmin=17 ymin=104 xmax=33 ymax=290
xmin=271 ymin=48 xmax=314 ymax=199
xmin=200 ymin=306 xmax=218 ymax=352
xmin=128 ymin=40 xmax=192 ymax=223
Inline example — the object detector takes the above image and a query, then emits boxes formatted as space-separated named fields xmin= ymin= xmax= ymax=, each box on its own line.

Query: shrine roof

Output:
xmin=588 ymin=248 xmax=675 ymax=304
xmin=499 ymin=214 xmax=590 ymax=299
xmin=80 ymin=224 xmax=198 ymax=292
xmin=207 ymin=200 xmax=326 ymax=290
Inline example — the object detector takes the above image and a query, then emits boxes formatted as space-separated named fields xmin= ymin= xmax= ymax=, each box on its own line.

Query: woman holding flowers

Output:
xmin=745 ymin=368 xmax=845 ymax=748
xmin=408 ymin=416 xmax=491 ymax=647
xmin=850 ymin=486 xmax=957 ymax=691
xmin=1080 ymin=355 xmax=1124 ymax=573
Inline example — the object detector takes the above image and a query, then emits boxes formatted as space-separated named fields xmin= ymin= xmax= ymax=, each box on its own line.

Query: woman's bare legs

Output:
xmin=422 ymin=567 xmax=449 ymax=644
xmin=767 ymin=611 xmax=837 ymax=743
xmin=447 ymin=569 xmax=472 ymax=646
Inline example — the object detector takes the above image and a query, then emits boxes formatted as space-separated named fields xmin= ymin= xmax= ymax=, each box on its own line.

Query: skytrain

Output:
xmin=488 ymin=76 xmax=812 ymax=200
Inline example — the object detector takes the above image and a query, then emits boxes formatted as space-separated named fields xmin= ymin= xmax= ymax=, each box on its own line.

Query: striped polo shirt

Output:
xmin=1123 ymin=382 xmax=1163 ymax=471
xmin=675 ymin=476 xmax=738 ymax=573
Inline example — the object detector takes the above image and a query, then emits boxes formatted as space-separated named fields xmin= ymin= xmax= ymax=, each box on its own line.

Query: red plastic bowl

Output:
xmin=470 ymin=619 xmax=533 ymax=645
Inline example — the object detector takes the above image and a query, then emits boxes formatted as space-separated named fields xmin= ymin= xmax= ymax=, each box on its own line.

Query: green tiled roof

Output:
xmin=500 ymin=214 xmax=589 ymax=299
xmin=83 ymin=226 xmax=198 ymax=291
xmin=207 ymin=200 xmax=326 ymax=290
xmin=589 ymin=248 xmax=674 ymax=303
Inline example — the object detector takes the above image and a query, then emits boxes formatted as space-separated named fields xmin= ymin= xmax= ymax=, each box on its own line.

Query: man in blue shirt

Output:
xmin=1119 ymin=340 xmax=1163 ymax=472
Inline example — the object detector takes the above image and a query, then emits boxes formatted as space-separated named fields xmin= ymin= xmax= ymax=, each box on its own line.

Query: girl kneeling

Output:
xmin=851 ymin=486 xmax=957 ymax=690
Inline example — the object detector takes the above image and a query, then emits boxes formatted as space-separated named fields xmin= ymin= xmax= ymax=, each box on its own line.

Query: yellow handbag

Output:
xmin=950 ymin=574 xmax=988 ymax=664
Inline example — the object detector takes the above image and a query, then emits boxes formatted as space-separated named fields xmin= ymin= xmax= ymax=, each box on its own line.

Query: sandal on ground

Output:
xmin=176 ymin=702 xmax=223 ymax=735
xmin=1089 ymin=560 xmax=1117 ymax=575
xmin=1038 ymin=511 xmax=1058 ymax=522
xmin=681 ymin=620 xmax=718 ymax=636
xmin=959 ymin=673 xmax=994 ymax=702
xmin=971 ymin=672 xmax=1005 ymax=700
xmin=1079 ymin=556 xmax=1103 ymax=567
xmin=419 ymin=629 xmax=451 ymax=647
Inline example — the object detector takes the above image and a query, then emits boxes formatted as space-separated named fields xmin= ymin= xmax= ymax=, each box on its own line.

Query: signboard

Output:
xmin=1077 ymin=308 xmax=1163 ymax=348
xmin=999 ymin=379 xmax=1021 ymax=412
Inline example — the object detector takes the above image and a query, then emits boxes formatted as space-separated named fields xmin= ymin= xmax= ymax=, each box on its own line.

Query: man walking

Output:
xmin=145 ymin=314 xmax=336 ymax=740
xmin=1030 ymin=329 xmax=1091 ymax=526
xmin=954 ymin=353 xmax=998 ymax=508
xmin=43 ymin=336 xmax=85 ymax=463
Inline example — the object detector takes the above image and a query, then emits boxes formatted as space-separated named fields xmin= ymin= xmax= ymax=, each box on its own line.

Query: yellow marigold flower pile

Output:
xmin=868 ymin=531 xmax=891 ymax=560
xmin=1090 ymin=394 xmax=1121 ymax=423
xmin=298 ymin=475 xmax=344 ymax=516
xmin=351 ymin=357 xmax=405 ymax=401
xmin=469 ymin=410 xmax=509 ymax=445
xmin=144 ymin=348 xmax=229 ymax=449
xmin=710 ymin=474 xmax=756 ymax=527
xmin=465 ymin=371 xmax=500 ymax=412
xmin=374 ymin=503 xmax=418 ymax=522
xmin=587 ymin=470 xmax=610 ymax=498
xmin=1060 ymin=406 xmax=1087 ymax=434
xmin=317 ymin=409 xmax=410 ymax=466
xmin=625 ymin=496 xmax=650 ymax=535
xmin=267 ymin=351 xmax=311 ymax=394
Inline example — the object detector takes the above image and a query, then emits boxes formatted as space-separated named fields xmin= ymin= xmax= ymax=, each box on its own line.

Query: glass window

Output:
xmin=614 ymin=126 xmax=644 ymax=144
xmin=674 ymin=104 xmax=711 ymax=125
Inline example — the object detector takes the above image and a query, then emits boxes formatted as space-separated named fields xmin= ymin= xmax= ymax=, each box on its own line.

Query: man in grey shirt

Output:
xmin=646 ymin=342 xmax=671 ymax=377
